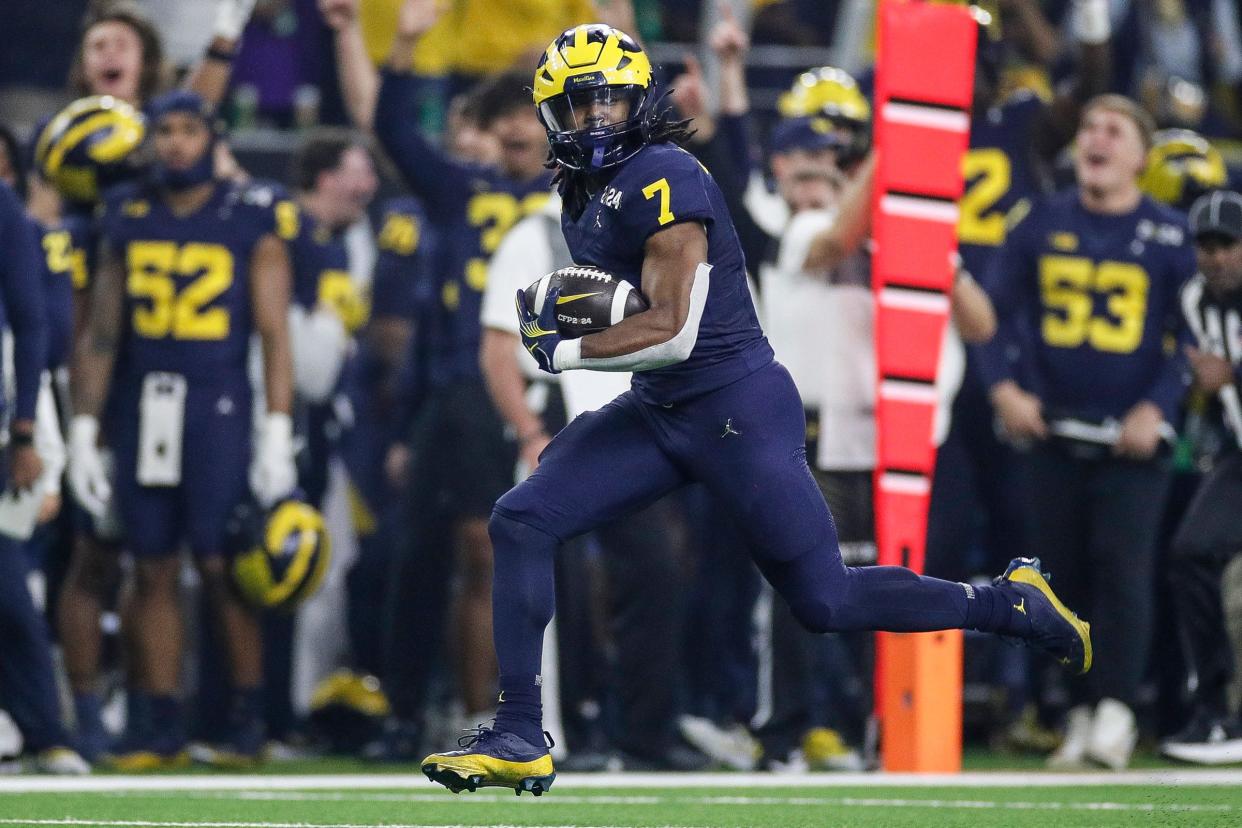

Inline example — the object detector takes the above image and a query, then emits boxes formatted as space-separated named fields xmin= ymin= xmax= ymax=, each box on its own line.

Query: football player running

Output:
xmin=69 ymin=91 xmax=296 ymax=768
xmin=418 ymin=24 xmax=1093 ymax=796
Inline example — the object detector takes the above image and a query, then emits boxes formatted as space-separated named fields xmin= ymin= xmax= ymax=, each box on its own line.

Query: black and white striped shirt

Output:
xmin=1181 ymin=273 xmax=1242 ymax=446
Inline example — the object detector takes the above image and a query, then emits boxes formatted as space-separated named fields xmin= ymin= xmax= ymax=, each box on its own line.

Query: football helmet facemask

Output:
xmin=533 ymin=24 xmax=656 ymax=171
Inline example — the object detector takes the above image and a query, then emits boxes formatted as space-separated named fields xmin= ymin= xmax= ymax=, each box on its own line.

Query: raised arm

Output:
xmin=1034 ymin=0 xmax=1112 ymax=161
xmin=374 ymin=0 xmax=470 ymax=213
xmin=185 ymin=0 xmax=259 ymax=107
xmin=321 ymin=0 xmax=379 ymax=130
xmin=803 ymin=151 xmax=875 ymax=274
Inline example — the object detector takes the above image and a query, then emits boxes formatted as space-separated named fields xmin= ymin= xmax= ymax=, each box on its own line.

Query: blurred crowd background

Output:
xmin=2 ymin=0 xmax=1242 ymax=777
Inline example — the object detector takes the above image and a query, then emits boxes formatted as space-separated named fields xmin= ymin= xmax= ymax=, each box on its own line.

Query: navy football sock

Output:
xmin=488 ymin=510 xmax=556 ymax=747
xmin=493 ymin=675 xmax=544 ymax=748
xmin=965 ymin=582 xmax=1035 ymax=637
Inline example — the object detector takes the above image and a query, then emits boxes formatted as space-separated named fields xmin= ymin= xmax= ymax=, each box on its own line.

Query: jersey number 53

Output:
xmin=1039 ymin=255 xmax=1149 ymax=354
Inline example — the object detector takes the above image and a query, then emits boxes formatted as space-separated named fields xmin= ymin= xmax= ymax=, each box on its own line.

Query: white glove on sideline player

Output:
xmin=250 ymin=411 xmax=297 ymax=508
xmin=68 ymin=415 xmax=111 ymax=517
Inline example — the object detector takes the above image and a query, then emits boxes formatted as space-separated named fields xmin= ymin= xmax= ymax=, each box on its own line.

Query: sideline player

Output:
xmin=335 ymin=0 xmax=554 ymax=740
xmin=68 ymin=91 xmax=296 ymax=768
xmin=418 ymin=24 xmax=1093 ymax=795
xmin=980 ymin=96 xmax=1195 ymax=769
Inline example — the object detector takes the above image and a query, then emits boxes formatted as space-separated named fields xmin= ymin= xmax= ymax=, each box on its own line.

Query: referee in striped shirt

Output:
xmin=1163 ymin=189 xmax=1242 ymax=764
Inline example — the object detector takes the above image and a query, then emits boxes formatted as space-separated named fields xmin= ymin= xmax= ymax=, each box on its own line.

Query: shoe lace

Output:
xmin=457 ymin=725 xmax=496 ymax=749
xmin=456 ymin=724 xmax=557 ymax=750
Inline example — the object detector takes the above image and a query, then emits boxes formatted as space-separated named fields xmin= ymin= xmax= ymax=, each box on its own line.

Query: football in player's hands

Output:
xmin=523 ymin=266 xmax=649 ymax=339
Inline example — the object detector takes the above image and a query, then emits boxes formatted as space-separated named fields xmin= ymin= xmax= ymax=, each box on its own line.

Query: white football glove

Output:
xmin=214 ymin=0 xmax=259 ymax=42
xmin=250 ymin=411 xmax=297 ymax=508
xmin=289 ymin=304 xmax=348 ymax=404
xmin=68 ymin=415 xmax=112 ymax=518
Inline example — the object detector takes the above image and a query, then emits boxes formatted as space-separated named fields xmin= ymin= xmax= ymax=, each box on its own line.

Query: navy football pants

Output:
xmin=0 ymin=534 xmax=69 ymax=752
xmin=491 ymin=362 xmax=998 ymax=701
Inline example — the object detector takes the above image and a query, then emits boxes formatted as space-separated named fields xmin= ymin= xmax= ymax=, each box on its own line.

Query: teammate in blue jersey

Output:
xmin=417 ymin=24 xmax=1093 ymax=796
xmin=0 ymin=179 xmax=86 ymax=774
xmin=927 ymin=0 xmax=1114 ymax=585
xmin=981 ymin=95 xmax=1194 ymax=769
xmin=68 ymin=91 xmax=296 ymax=769
xmin=333 ymin=0 xmax=557 ymax=746
xmin=285 ymin=128 xmax=377 ymax=506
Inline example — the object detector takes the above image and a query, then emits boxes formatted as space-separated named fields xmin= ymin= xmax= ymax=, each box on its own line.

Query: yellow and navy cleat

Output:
xmin=421 ymin=727 xmax=555 ymax=796
xmin=995 ymin=557 xmax=1093 ymax=674
xmin=101 ymin=744 xmax=190 ymax=772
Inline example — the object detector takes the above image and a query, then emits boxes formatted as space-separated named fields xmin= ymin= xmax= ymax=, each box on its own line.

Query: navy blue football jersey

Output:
xmin=959 ymin=91 xmax=1046 ymax=281
xmin=35 ymin=215 xmax=87 ymax=369
xmin=561 ymin=142 xmax=773 ymax=405
xmin=283 ymin=203 xmax=352 ymax=316
xmin=99 ymin=180 xmax=280 ymax=381
xmin=372 ymin=196 xmax=436 ymax=322
xmin=375 ymin=70 xmax=553 ymax=382
xmin=982 ymin=189 xmax=1195 ymax=422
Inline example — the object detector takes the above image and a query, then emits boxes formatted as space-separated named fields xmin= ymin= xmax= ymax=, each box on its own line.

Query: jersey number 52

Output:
xmin=127 ymin=241 xmax=233 ymax=340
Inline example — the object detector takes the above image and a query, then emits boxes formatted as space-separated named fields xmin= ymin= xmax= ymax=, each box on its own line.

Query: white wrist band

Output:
xmin=553 ymin=338 xmax=582 ymax=372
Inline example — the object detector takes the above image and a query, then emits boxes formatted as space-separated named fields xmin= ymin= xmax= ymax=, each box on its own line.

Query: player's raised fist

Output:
xmin=318 ymin=0 xmax=358 ymax=30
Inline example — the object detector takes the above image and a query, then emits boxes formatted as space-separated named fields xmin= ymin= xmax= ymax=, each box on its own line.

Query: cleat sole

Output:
xmin=422 ymin=762 xmax=555 ymax=796
xmin=1007 ymin=565 xmax=1093 ymax=675
xmin=517 ymin=774 xmax=555 ymax=796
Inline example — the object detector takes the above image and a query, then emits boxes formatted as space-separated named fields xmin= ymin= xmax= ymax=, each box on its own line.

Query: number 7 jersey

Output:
xmin=98 ymin=180 xmax=285 ymax=381
xmin=561 ymin=142 xmax=773 ymax=405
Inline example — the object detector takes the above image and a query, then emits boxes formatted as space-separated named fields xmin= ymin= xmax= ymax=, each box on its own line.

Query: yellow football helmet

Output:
xmin=533 ymin=24 xmax=655 ymax=170
xmin=308 ymin=670 xmax=390 ymax=753
xmin=34 ymin=95 xmax=145 ymax=205
xmin=777 ymin=67 xmax=870 ymax=125
xmin=776 ymin=67 xmax=870 ymax=164
xmin=1140 ymin=129 xmax=1228 ymax=210
xmin=230 ymin=498 xmax=331 ymax=612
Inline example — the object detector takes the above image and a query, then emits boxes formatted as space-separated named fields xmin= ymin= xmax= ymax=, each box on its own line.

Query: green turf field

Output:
xmin=3 ymin=771 xmax=1241 ymax=828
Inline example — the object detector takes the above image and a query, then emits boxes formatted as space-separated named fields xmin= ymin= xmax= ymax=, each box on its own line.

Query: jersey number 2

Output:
xmin=958 ymin=149 xmax=1011 ymax=247
xmin=127 ymin=241 xmax=233 ymax=340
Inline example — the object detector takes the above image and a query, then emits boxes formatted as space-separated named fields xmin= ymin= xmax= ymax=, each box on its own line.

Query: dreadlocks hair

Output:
xmin=552 ymin=89 xmax=696 ymax=219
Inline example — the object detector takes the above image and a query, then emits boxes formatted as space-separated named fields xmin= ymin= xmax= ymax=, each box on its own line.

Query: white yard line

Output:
xmin=0 ymin=821 xmax=692 ymax=828
xmin=97 ymin=790 xmax=1237 ymax=814
xmin=2 ymin=770 xmax=1242 ymax=793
